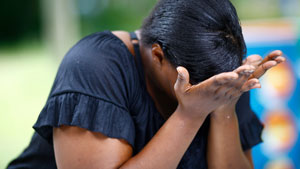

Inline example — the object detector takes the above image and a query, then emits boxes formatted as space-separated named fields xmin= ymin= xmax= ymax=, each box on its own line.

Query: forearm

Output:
xmin=207 ymin=108 xmax=252 ymax=169
xmin=120 ymin=107 xmax=208 ymax=169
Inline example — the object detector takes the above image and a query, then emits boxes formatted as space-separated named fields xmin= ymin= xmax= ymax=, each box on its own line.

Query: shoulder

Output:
xmin=57 ymin=30 xmax=135 ymax=83
xmin=50 ymin=31 xmax=139 ymax=102
xmin=63 ymin=31 xmax=130 ymax=66
xmin=111 ymin=31 xmax=135 ymax=56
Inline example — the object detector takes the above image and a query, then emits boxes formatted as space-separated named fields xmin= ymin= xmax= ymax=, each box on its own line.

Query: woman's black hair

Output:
xmin=141 ymin=0 xmax=246 ymax=84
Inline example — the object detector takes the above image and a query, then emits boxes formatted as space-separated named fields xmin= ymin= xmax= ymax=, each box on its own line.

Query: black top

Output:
xmin=7 ymin=31 xmax=263 ymax=169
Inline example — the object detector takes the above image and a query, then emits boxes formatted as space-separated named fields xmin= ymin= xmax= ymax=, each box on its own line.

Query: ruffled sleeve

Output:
xmin=33 ymin=93 xmax=135 ymax=147
xmin=32 ymin=31 xmax=139 ymax=147
xmin=236 ymin=92 xmax=264 ymax=151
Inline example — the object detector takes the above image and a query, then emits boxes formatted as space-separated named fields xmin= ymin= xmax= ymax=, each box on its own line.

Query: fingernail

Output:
xmin=256 ymin=83 xmax=261 ymax=88
xmin=177 ymin=67 xmax=182 ymax=72
xmin=243 ymin=70 xmax=254 ymax=75
xmin=248 ymin=70 xmax=255 ymax=74
xmin=249 ymin=82 xmax=258 ymax=88
xmin=176 ymin=67 xmax=182 ymax=76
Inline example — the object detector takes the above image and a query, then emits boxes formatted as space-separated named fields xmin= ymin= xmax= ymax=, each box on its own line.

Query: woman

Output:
xmin=7 ymin=0 xmax=285 ymax=168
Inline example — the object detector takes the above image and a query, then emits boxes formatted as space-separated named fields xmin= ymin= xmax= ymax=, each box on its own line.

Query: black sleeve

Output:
xmin=236 ymin=92 xmax=264 ymax=151
xmin=33 ymin=32 xmax=137 ymax=147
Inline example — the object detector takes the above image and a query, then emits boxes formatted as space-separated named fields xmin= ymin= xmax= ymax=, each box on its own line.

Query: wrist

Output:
xmin=211 ymin=104 xmax=236 ymax=121
xmin=174 ymin=105 xmax=209 ymax=127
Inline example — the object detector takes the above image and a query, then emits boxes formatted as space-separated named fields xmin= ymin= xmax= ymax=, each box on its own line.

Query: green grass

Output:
xmin=0 ymin=45 xmax=59 ymax=168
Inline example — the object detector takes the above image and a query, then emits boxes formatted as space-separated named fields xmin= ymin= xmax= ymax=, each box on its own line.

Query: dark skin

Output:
xmin=53 ymin=30 xmax=285 ymax=169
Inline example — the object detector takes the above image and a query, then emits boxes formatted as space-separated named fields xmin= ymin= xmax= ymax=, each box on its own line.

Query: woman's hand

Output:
xmin=207 ymin=51 xmax=286 ymax=169
xmin=244 ymin=50 xmax=285 ymax=79
xmin=174 ymin=64 xmax=257 ymax=120
xmin=214 ymin=50 xmax=286 ymax=115
xmin=174 ymin=50 xmax=286 ymax=120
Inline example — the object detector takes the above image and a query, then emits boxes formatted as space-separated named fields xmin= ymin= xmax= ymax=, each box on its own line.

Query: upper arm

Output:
xmin=236 ymin=92 xmax=262 ymax=168
xmin=244 ymin=149 xmax=254 ymax=169
xmin=53 ymin=125 xmax=133 ymax=169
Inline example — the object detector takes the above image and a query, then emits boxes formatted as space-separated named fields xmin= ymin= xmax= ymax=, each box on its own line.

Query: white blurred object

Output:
xmin=77 ymin=0 xmax=108 ymax=16
xmin=41 ymin=0 xmax=80 ymax=59
xmin=242 ymin=19 xmax=298 ymax=46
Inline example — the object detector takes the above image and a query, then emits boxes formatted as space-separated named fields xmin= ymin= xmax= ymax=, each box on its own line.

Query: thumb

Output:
xmin=174 ymin=66 xmax=190 ymax=93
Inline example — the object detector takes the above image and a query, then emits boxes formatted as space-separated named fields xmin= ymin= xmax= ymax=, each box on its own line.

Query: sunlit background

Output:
xmin=0 ymin=0 xmax=299 ymax=168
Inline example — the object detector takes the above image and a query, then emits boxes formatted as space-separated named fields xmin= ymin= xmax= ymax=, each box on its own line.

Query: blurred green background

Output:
xmin=1 ymin=0 xmax=299 ymax=168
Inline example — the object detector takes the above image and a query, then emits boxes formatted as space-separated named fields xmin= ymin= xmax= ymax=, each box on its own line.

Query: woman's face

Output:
xmin=142 ymin=43 xmax=179 ymax=101
xmin=155 ymin=56 xmax=178 ymax=100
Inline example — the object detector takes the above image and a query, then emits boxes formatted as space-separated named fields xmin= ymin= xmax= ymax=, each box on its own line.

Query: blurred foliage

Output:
xmin=0 ymin=0 xmax=157 ymax=47
xmin=0 ymin=0 xmax=41 ymax=45
xmin=231 ymin=0 xmax=281 ymax=19
xmin=1 ymin=0 xmax=299 ymax=47
xmin=78 ymin=0 xmax=157 ymax=35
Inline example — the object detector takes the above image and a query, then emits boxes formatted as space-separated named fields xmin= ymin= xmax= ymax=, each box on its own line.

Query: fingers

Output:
xmin=242 ymin=54 xmax=263 ymax=67
xmin=240 ymin=78 xmax=261 ymax=92
xmin=214 ymin=65 xmax=256 ymax=98
xmin=234 ymin=65 xmax=255 ymax=85
xmin=218 ymin=63 xmax=266 ymax=99
xmin=266 ymin=50 xmax=283 ymax=60
xmin=234 ymin=65 xmax=255 ymax=75
xmin=174 ymin=66 xmax=191 ymax=94
xmin=260 ymin=50 xmax=286 ymax=65
xmin=214 ymin=72 xmax=239 ymax=84
xmin=274 ymin=56 xmax=286 ymax=63
xmin=255 ymin=50 xmax=282 ymax=66
xmin=247 ymin=50 xmax=286 ymax=79
xmin=203 ymin=72 xmax=238 ymax=90
xmin=249 ymin=60 xmax=277 ymax=79
xmin=225 ymin=78 xmax=261 ymax=100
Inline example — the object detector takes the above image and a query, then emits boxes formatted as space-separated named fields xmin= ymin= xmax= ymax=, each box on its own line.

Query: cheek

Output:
xmin=169 ymin=70 xmax=178 ymax=88
xmin=165 ymin=67 xmax=178 ymax=99
xmin=160 ymin=59 xmax=178 ymax=100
